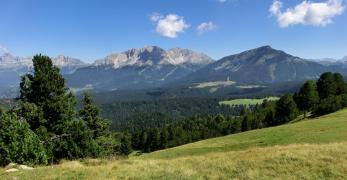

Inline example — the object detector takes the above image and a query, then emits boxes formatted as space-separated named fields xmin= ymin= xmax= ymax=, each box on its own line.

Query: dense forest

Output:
xmin=130 ymin=72 xmax=347 ymax=152
xmin=0 ymin=55 xmax=346 ymax=166
xmin=100 ymin=98 xmax=245 ymax=132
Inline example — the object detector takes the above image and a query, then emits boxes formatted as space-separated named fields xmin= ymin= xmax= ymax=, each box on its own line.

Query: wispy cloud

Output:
xmin=197 ymin=22 xmax=217 ymax=35
xmin=150 ymin=13 xmax=190 ymax=38
xmin=0 ymin=45 xmax=10 ymax=55
xmin=217 ymin=0 xmax=227 ymax=3
xmin=269 ymin=0 xmax=345 ymax=27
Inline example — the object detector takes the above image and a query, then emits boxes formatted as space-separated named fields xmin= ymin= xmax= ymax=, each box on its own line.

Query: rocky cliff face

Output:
xmin=93 ymin=46 xmax=213 ymax=69
xmin=66 ymin=46 xmax=213 ymax=91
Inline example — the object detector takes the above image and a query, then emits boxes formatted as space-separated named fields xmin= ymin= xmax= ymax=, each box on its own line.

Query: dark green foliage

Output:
xmin=314 ymin=96 xmax=343 ymax=115
xmin=317 ymin=72 xmax=338 ymax=99
xmin=0 ymin=111 xmax=47 ymax=166
xmin=294 ymin=80 xmax=319 ymax=117
xmin=15 ymin=55 xmax=117 ymax=163
xmin=314 ymin=72 xmax=347 ymax=116
xmin=129 ymin=73 xmax=344 ymax=153
xmin=100 ymin=98 xmax=243 ymax=132
xmin=79 ymin=92 xmax=110 ymax=138
xmin=20 ymin=55 xmax=76 ymax=134
xmin=49 ymin=120 xmax=100 ymax=161
xmin=334 ymin=73 xmax=347 ymax=95
xmin=119 ymin=133 xmax=132 ymax=155
xmin=17 ymin=102 xmax=45 ymax=132
xmin=132 ymin=99 xmax=280 ymax=153
xmin=159 ymin=128 xmax=169 ymax=149
xmin=96 ymin=133 xmax=122 ymax=157
xmin=341 ymin=94 xmax=347 ymax=107
xmin=132 ymin=114 xmax=242 ymax=152
xmin=275 ymin=94 xmax=299 ymax=125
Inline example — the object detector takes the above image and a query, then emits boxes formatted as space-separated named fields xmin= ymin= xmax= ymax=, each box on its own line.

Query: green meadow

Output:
xmin=2 ymin=108 xmax=347 ymax=179
xmin=219 ymin=96 xmax=280 ymax=106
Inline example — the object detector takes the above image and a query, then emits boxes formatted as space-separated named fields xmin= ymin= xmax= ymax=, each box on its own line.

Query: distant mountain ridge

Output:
xmin=0 ymin=53 xmax=88 ymax=98
xmin=66 ymin=46 xmax=213 ymax=91
xmin=178 ymin=46 xmax=346 ymax=85
xmin=93 ymin=46 xmax=212 ymax=69
xmin=0 ymin=53 xmax=88 ymax=73
xmin=316 ymin=56 xmax=347 ymax=67
xmin=0 ymin=45 xmax=346 ymax=98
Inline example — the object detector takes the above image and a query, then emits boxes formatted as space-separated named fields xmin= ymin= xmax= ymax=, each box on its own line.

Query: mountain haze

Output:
xmin=0 ymin=53 xmax=88 ymax=97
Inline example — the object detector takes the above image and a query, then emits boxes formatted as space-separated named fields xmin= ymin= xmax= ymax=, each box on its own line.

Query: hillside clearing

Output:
xmin=219 ymin=96 xmax=279 ymax=106
xmin=191 ymin=80 xmax=236 ymax=88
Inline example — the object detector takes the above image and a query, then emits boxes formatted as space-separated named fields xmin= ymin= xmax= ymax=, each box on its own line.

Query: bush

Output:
xmin=96 ymin=133 xmax=122 ymax=157
xmin=48 ymin=120 xmax=100 ymax=162
xmin=0 ymin=112 xmax=47 ymax=166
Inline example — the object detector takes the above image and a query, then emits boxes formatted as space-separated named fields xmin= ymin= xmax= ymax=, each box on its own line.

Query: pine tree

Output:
xmin=316 ymin=72 xmax=337 ymax=99
xmin=119 ymin=133 xmax=132 ymax=156
xmin=159 ymin=128 xmax=169 ymax=149
xmin=334 ymin=73 xmax=347 ymax=95
xmin=18 ymin=55 xmax=99 ymax=162
xmin=294 ymin=80 xmax=319 ymax=118
xmin=79 ymin=92 xmax=109 ymax=138
xmin=275 ymin=94 xmax=299 ymax=125
xmin=19 ymin=55 xmax=76 ymax=134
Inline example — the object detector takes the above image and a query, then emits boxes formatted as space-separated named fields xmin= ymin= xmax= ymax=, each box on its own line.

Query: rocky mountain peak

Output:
xmin=93 ymin=46 xmax=213 ymax=69
xmin=0 ymin=53 xmax=87 ymax=73
xmin=166 ymin=48 xmax=213 ymax=65
xmin=52 ymin=55 xmax=87 ymax=67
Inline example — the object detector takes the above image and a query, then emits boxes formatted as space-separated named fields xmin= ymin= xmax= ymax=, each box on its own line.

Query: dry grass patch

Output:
xmin=2 ymin=142 xmax=347 ymax=179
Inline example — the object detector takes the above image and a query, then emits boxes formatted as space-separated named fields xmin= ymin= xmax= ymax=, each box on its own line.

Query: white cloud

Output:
xmin=150 ymin=12 xmax=163 ymax=22
xmin=197 ymin=22 xmax=217 ymax=35
xmin=0 ymin=45 xmax=10 ymax=55
xmin=269 ymin=0 xmax=345 ymax=27
xmin=218 ymin=0 xmax=227 ymax=3
xmin=150 ymin=13 xmax=190 ymax=38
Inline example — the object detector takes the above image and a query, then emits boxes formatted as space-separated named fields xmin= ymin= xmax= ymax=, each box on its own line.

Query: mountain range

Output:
xmin=0 ymin=53 xmax=88 ymax=97
xmin=0 ymin=45 xmax=346 ymax=98
xmin=66 ymin=46 xmax=213 ymax=91
xmin=316 ymin=57 xmax=347 ymax=67
xmin=180 ymin=46 xmax=346 ymax=85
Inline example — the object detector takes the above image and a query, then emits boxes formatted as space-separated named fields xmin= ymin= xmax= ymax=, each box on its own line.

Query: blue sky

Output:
xmin=0 ymin=0 xmax=346 ymax=62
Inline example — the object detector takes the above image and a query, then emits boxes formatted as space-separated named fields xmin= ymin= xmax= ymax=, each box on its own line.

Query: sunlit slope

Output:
xmin=2 ymin=109 xmax=347 ymax=180
xmin=143 ymin=108 xmax=347 ymax=159
xmin=2 ymin=142 xmax=347 ymax=179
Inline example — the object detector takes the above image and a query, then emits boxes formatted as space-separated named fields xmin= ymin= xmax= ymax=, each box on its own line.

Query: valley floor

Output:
xmin=2 ymin=109 xmax=347 ymax=179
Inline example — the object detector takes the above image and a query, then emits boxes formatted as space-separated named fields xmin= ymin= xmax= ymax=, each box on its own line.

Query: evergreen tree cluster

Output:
xmin=0 ymin=55 xmax=130 ymax=166
xmin=313 ymin=72 xmax=347 ymax=115
xmin=101 ymin=98 xmax=244 ymax=132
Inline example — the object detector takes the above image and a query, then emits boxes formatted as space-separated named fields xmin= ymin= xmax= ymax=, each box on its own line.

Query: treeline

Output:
xmin=100 ymin=98 xmax=244 ymax=132
xmin=131 ymin=115 xmax=241 ymax=152
xmin=131 ymin=72 xmax=347 ymax=152
xmin=0 ymin=55 xmax=128 ymax=166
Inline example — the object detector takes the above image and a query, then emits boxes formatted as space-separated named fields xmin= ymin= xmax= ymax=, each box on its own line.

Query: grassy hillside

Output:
xmin=219 ymin=96 xmax=279 ymax=106
xmin=1 ymin=109 xmax=347 ymax=179
xmin=145 ymin=108 xmax=347 ymax=159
